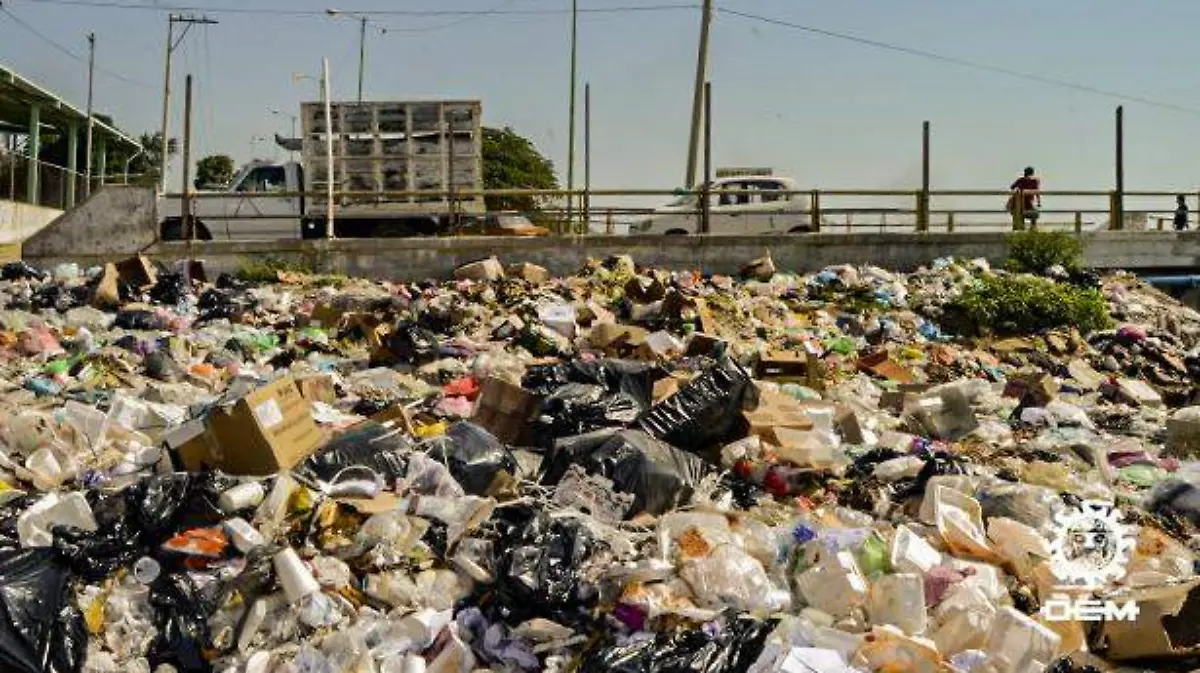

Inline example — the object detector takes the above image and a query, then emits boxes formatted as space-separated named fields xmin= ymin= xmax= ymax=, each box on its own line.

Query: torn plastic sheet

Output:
xmin=638 ymin=358 xmax=752 ymax=450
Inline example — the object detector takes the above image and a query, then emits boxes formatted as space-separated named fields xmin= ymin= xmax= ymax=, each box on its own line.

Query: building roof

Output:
xmin=0 ymin=62 xmax=142 ymax=149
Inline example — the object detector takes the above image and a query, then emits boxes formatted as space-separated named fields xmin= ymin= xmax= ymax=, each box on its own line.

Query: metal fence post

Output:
xmin=1074 ymin=211 xmax=1083 ymax=233
xmin=947 ymin=212 xmax=955 ymax=233
xmin=1012 ymin=190 xmax=1025 ymax=231
xmin=1109 ymin=191 xmax=1121 ymax=230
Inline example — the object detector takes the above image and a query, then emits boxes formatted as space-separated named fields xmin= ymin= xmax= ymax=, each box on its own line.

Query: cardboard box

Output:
xmin=507 ymin=262 xmax=549 ymax=284
xmin=744 ymin=389 xmax=817 ymax=442
xmin=1003 ymin=372 xmax=1059 ymax=406
xmin=296 ymin=374 xmax=338 ymax=405
xmin=858 ymin=350 xmax=916 ymax=384
xmin=472 ymin=377 xmax=540 ymax=445
xmin=1096 ymin=579 xmax=1200 ymax=660
xmin=116 ymin=255 xmax=158 ymax=288
xmin=454 ymin=257 xmax=505 ymax=281
xmin=165 ymin=377 xmax=324 ymax=475
xmin=880 ymin=384 xmax=933 ymax=413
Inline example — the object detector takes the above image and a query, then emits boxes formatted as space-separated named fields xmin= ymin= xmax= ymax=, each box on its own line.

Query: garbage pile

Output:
xmin=1 ymin=253 xmax=1200 ymax=673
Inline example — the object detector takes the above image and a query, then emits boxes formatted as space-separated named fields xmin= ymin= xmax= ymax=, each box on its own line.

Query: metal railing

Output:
xmin=156 ymin=185 xmax=1200 ymax=239
xmin=0 ymin=146 xmax=146 ymax=210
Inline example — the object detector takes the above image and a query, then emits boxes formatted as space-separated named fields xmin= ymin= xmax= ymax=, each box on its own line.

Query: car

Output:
xmin=631 ymin=175 xmax=816 ymax=235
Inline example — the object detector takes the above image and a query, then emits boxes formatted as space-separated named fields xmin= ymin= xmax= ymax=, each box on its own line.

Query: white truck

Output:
xmin=158 ymin=100 xmax=484 ymax=240
xmin=632 ymin=174 xmax=817 ymax=235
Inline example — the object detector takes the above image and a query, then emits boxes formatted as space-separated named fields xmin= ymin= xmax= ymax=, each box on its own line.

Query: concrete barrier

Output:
xmin=0 ymin=200 xmax=63 ymax=245
xmin=22 ymin=186 xmax=156 ymax=265
xmin=24 ymin=226 xmax=1200 ymax=281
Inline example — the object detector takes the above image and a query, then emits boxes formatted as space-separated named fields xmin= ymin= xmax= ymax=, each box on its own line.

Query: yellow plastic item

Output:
xmin=413 ymin=421 xmax=448 ymax=439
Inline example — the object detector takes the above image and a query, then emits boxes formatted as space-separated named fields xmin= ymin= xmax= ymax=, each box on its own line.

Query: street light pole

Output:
xmin=84 ymin=33 xmax=95 ymax=198
xmin=566 ymin=0 xmax=578 ymax=231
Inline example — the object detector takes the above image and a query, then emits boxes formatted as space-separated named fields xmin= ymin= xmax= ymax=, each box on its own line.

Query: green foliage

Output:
xmin=1006 ymin=231 xmax=1083 ymax=274
xmin=482 ymin=126 xmax=558 ymax=214
xmin=947 ymin=274 xmax=1110 ymax=336
xmin=235 ymin=256 xmax=314 ymax=283
xmin=195 ymin=154 xmax=236 ymax=189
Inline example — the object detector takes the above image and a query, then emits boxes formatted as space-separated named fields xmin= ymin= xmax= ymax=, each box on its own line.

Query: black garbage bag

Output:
xmin=215 ymin=273 xmax=250 ymax=291
xmin=1 ymin=261 xmax=46 ymax=281
xmin=0 ymin=548 xmax=86 ymax=673
xmin=580 ymin=615 xmax=775 ymax=673
xmin=148 ymin=573 xmax=215 ymax=672
xmin=53 ymin=491 xmax=142 ymax=583
xmin=542 ymin=429 xmax=709 ymax=518
xmin=493 ymin=512 xmax=596 ymax=617
xmin=300 ymin=420 xmax=412 ymax=484
xmin=382 ymin=321 xmax=439 ymax=365
xmin=114 ymin=309 xmax=166 ymax=331
xmin=532 ymin=384 xmax=642 ymax=440
xmin=638 ymin=358 xmax=751 ymax=451
xmin=149 ymin=273 xmax=192 ymax=305
xmin=198 ymin=288 xmax=255 ymax=322
xmin=1149 ymin=478 xmax=1200 ymax=526
xmin=131 ymin=473 xmax=226 ymax=544
xmin=894 ymin=450 xmax=970 ymax=500
xmin=31 ymin=285 xmax=85 ymax=312
xmin=425 ymin=422 xmax=518 ymax=496
xmin=144 ymin=351 xmax=187 ymax=382
xmin=523 ymin=360 xmax=666 ymax=409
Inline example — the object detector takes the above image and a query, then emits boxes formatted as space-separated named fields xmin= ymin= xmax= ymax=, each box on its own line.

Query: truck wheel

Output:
xmin=665 ymin=229 xmax=690 ymax=236
xmin=161 ymin=218 xmax=212 ymax=241
xmin=788 ymin=226 xmax=813 ymax=234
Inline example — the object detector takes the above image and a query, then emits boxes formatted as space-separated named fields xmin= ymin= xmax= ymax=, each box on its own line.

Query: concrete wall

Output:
xmin=0 ymin=200 xmax=63 ymax=245
xmin=24 ymin=227 xmax=1200 ymax=281
xmin=23 ymin=186 xmax=157 ymax=265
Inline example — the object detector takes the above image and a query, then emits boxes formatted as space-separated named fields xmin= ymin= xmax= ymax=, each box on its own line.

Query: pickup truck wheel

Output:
xmin=665 ymin=229 xmax=690 ymax=236
xmin=160 ymin=219 xmax=212 ymax=241
xmin=788 ymin=226 xmax=813 ymax=234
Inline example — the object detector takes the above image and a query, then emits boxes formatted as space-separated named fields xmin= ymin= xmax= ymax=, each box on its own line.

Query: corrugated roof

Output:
xmin=0 ymin=62 xmax=141 ymax=149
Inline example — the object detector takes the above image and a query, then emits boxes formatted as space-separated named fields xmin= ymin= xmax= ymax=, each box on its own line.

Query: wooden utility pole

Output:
xmin=83 ymin=33 xmax=95 ymax=198
xmin=1115 ymin=105 xmax=1125 ymax=230
xmin=181 ymin=74 xmax=194 ymax=241
xmin=919 ymin=120 xmax=930 ymax=232
xmin=685 ymin=0 xmax=714 ymax=190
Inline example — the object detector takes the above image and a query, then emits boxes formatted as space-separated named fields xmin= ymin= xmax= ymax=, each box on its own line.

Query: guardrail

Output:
xmin=156 ymin=185 xmax=1200 ymax=239
xmin=0 ymin=146 xmax=145 ymax=210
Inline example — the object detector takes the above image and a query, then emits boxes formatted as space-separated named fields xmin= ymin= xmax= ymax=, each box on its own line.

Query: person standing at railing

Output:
xmin=1175 ymin=195 xmax=1190 ymax=231
xmin=1008 ymin=166 xmax=1042 ymax=227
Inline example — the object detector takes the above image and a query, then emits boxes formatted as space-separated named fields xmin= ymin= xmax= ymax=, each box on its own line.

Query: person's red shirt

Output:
xmin=1011 ymin=176 xmax=1040 ymax=207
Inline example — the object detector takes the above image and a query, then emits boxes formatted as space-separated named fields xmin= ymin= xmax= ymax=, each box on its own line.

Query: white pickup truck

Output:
xmin=632 ymin=175 xmax=816 ymax=235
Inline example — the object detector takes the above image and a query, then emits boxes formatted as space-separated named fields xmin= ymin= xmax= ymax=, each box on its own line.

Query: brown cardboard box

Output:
xmin=472 ymin=377 xmax=540 ymax=445
xmin=296 ymin=374 xmax=338 ymax=405
xmin=166 ymin=376 xmax=324 ymax=475
xmin=757 ymin=350 xmax=827 ymax=390
xmin=589 ymin=323 xmax=648 ymax=353
xmin=116 ymin=255 xmax=158 ymax=288
xmin=507 ymin=262 xmax=550 ymax=284
xmin=91 ymin=263 xmax=121 ymax=309
xmin=880 ymin=384 xmax=933 ymax=412
xmin=744 ymin=389 xmax=816 ymax=442
xmin=1002 ymin=372 xmax=1059 ymax=406
xmin=858 ymin=350 xmax=916 ymax=384
xmin=1096 ymin=579 xmax=1200 ymax=660
xmin=454 ymin=257 xmax=506 ymax=281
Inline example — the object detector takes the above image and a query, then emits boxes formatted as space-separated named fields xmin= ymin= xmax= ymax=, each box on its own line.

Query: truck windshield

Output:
xmin=237 ymin=166 xmax=287 ymax=193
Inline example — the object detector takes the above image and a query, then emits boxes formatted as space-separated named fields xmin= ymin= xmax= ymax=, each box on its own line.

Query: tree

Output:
xmin=103 ymin=131 xmax=177 ymax=187
xmin=482 ymin=126 xmax=558 ymax=213
xmin=195 ymin=154 xmax=235 ymax=189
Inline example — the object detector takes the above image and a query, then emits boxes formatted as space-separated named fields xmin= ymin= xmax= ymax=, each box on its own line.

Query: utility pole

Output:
xmin=181 ymin=74 xmax=194 ymax=241
xmin=584 ymin=82 xmax=591 ymax=230
xmin=83 ymin=33 xmax=95 ymax=198
xmin=685 ymin=0 xmax=714 ymax=190
xmin=358 ymin=16 xmax=367 ymax=102
xmin=160 ymin=13 xmax=217 ymax=193
xmin=702 ymin=80 xmax=712 ymax=234
xmin=566 ymin=0 xmax=579 ymax=232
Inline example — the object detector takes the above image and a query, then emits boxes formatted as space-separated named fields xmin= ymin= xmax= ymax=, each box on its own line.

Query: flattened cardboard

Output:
xmin=1097 ymin=579 xmax=1200 ymax=660
xmin=116 ymin=255 xmax=158 ymax=288
xmin=296 ymin=374 xmax=338 ymax=405
xmin=167 ymin=376 xmax=324 ymax=475
xmin=472 ymin=377 xmax=540 ymax=445
xmin=858 ymin=350 xmax=916 ymax=384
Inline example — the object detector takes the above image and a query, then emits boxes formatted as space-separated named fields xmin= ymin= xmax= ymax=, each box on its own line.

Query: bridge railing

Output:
xmin=154 ymin=186 xmax=1200 ymax=238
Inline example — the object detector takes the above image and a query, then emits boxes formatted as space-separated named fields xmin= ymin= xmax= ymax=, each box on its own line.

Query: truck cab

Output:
xmin=633 ymin=175 xmax=815 ymax=235
xmin=158 ymin=160 xmax=305 ymax=241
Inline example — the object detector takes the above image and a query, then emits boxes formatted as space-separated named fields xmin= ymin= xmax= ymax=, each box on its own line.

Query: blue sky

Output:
xmin=4 ymin=0 xmax=1200 ymax=217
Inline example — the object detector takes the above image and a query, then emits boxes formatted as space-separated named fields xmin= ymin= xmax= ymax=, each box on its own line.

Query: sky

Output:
xmin=4 ymin=0 xmax=1200 ymax=218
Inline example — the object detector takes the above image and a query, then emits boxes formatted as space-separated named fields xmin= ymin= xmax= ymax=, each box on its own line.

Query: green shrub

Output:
xmin=1006 ymin=231 xmax=1083 ymax=274
xmin=235 ymin=256 xmax=314 ymax=283
xmin=946 ymin=274 xmax=1110 ymax=336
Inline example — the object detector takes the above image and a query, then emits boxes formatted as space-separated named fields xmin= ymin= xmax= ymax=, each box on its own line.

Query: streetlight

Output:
xmin=269 ymin=108 xmax=298 ymax=139
xmin=326 ymin=8 xmax=386 ymax=103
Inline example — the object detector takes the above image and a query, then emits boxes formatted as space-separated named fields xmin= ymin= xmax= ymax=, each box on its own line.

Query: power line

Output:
xmin=719 ymin=7 xmax=1200 ymax=117
xmin=13 ymin=0 xmax=698 ymax=17
xmin=0 ymin=4 xmax=153 ymax=88
xmin=385 ymin=0 xmax=527 ymax=34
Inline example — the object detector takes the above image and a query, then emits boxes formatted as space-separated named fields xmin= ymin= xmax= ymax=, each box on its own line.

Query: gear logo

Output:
xmin=1048 ymin=500 xmax=1136 ymax=588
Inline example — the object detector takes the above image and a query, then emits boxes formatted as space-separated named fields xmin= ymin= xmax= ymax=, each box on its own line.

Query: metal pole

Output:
xmin=181 ymin=74 xmax=193 ymax=241
xmin=685 ymin=0 xmax=714 ymax=189
xmin=919 ymin=120 xmax=930 ymax=232
xmin=702 ymin=80 xmax=712 ymax=234
xmin=357 ymin=16 xmax=366 ymax=103
xmin=1115 ymin=105 xmax=1125 ymax=230
xmin=584 ymin=82 xmax=591 ymax=233
xmin=447 ymin=112 xmax=456 ymax=229
xmin=84 ymin=33 xmax=95 ymax=199
xmin=323 ymin=57 xmax=335 ymax=239
xmin=566 ymin=0 xmax=578 ymax=233
xmin=159 ymin=17 xmax=174 ymax=193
